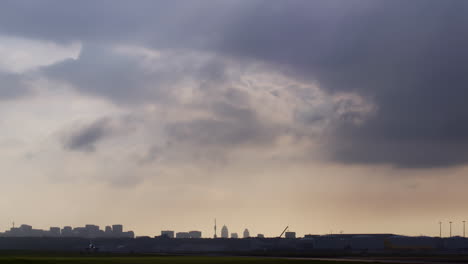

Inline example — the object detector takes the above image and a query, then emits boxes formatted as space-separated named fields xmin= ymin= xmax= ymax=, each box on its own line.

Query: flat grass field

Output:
xmin=0 ymin=255 xmax=377 ymax=264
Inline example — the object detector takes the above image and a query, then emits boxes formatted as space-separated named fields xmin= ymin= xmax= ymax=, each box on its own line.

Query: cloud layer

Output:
xmin=2 ymin=0 xmax=468 ymax=169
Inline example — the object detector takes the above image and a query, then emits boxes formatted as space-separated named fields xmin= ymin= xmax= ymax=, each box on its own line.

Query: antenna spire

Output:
xmin=214 ymin=218 xmax=217 ymax=238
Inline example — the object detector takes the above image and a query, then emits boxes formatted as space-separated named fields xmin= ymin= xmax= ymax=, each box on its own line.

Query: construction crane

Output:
xmin=278 ymin=226 xmax=289 ymax=238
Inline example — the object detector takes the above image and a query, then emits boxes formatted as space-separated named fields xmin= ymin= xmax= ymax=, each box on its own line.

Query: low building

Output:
xmin=285 ymin=231 xmax=296 ymax=239
xmin=350 ymin=235 xmax=385 ymax=250
xmin=176 ymin=232 xmax=190 ymax=238
xmin=49 ymin=227 xmax=61 ymax=237
xmin=231 ymin=233 xmax=238 ymax=238
xmin=386 ymin=236 xmax=437 ymax=250
xmin=313 ymin=236 xmax=349 ymax=249
xmin=189 ymin=231 xmax=202 ymax=238
xmin=61 ymin=226 xmax=73 ymax=237
xmin=123 ymin=231 xmax=135 ymax=238
xmin=161 ymin=230 xmax=175 ymax=238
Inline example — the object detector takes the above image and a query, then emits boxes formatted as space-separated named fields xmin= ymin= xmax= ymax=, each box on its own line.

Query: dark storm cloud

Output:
xmin=0 ymin=0 xmax=233 ymax=48
xmin=3 ymin=0 xmax=468 ymax=167
xmin=64 ymin=118 xmax=111 ymax=152
xmin=215 ymin=0 xmax=468 ymax=168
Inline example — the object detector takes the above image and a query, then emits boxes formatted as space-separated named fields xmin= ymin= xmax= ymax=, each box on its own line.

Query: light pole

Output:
xmin=439 ymin=221 xmax=442 ymax=238
xmin=449 ymin=221 xmax=452 ymax=237
xmin=463 ymin=221 xmax=466 ymax=238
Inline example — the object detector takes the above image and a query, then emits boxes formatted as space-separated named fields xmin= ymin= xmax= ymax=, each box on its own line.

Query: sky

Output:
xmin=0 ymin=0 xmax=468 ymax=238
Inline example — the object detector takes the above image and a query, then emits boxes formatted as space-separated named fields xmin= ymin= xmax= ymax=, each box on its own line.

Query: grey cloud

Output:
xmin=63 ymin=114 xmax=141 ymax=152
xmin=64 ymin=118 xmax=111 ymax=152
xmin=166 ymin=102 xmax=277 ymax=148
xmin=42 ymin=44 xmax=232 ymax=105
xmin=43 ymin=45 xmax=161 ymax=104
xmin=0 ymin=72 xmax=31 ymax=99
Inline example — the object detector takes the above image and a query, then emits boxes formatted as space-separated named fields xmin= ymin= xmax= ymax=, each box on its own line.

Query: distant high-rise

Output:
xmin=105 ymin=226 xmax=112 ymax=234
xmin=221 ymin=225 xmax=229 ymax=238
xmin=231 ymin=233 xmax=238 ymax=239
xmin=257 ymin=234 xmax=265 ymax=238
xmin=243 ymin=228 xmax=250 ymax=238
xmin=112 ymin=224 xmax=123 ymax=234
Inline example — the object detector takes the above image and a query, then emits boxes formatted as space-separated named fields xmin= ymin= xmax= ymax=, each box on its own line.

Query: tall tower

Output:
xmin=221 ymin=225 xmax=229 ymax=238
xmin=243 ymin=228 xmax=250 ymax=238
xmin=214 ymin=218 xmax=217 ymax=238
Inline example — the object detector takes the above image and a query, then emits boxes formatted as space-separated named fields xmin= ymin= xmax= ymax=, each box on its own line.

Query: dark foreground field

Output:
xmin=2 ymin=253 xmax=468 ymax=264
xmin=0 ymin=254 xmax=383 ymax=264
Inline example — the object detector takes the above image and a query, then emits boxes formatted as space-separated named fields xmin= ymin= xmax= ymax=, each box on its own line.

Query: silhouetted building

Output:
xmin=105 ymin=226 xmax=112 ymax=233
xmin=243 ymin=228 xmax=250 ymax=238
xmin=73 ymin=227 xmax=86 ymax=237
xmin=61 ymin=226 xmax=73 ymax=237
xmin=285 ymin=231 xmax=296 ymax=239
xmin=84 ymin=224 xmax=102 ymax=237
xmin=85 ymin=224 xmax=99 ymax=232
xmin=257 ymin=234 xmax=265 ymax=238
xmin=231 ymin=233 xmax=238 ymax=238
xmin=221 ymin=225 xmax=229 ymax=238
xmin=161 ymin=230 xmax=174 ymax=238
xmin=1 ymin=224 xmax=134 ymax=239
xmin=387 ymin=235 xmax=436 ymax=250
xmin=49 ymin=227 xmax=60 ymax=237
xmin=189 ymin=231 xmax=202 ymax=238
xmin=112 ymin=224 xmax=123 ymax=234
xmin=20 ymin=224 xmax=32 ymax=233
xmin=176 ymin=232 xmax=190 ymax=238
xmin=124 ymin=231 xmax=135 ymax=238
